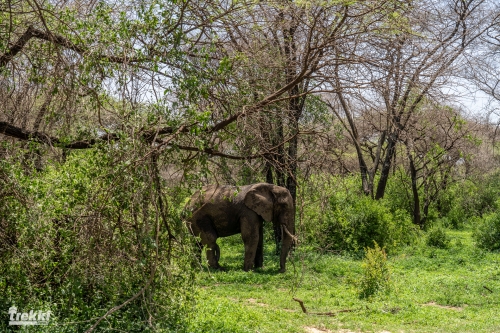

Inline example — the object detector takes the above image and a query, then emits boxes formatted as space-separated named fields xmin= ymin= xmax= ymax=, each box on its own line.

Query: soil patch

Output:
xmin=423 ymin=301 xmax=464 ymax=311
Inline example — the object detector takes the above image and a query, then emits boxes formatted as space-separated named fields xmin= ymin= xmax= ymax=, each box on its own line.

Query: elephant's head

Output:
xmin=243 ymin=183 xmax=296 ymax=273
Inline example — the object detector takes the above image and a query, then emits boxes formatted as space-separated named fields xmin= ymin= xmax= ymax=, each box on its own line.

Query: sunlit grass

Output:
xmin=189 ymin=230 xmax=500 ymax=333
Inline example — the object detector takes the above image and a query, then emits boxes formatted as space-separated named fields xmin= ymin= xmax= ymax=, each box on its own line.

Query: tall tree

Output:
xmin=326 ymin=0 xmax=495 ymax=198
xmin=401 ymin=103 xmax=480 ymax=227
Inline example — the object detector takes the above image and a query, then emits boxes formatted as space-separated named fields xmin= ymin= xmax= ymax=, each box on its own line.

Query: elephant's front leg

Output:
xmin=240 ymin=216 xmax=261 ymax=271
xmin=254 ymin=222 xmax=264 ymax=268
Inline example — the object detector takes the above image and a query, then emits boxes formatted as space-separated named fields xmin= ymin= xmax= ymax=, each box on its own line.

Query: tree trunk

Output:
xmin=407 ymin=147 xmax=422 ymax=227
xmin=275 ymin=118 xmax=286 ymax=187
xmin=286 ymin=87 xmax=302 ymax=204
xmin=265 ymin=161 xmax=274 ymax=184
xmin=335 ymin=86 xmax=374 ymax=196
xmin=375 ymin=133 xmax=398 ymax=199
xmin=286 ymin=136 xmax=298 ymax=203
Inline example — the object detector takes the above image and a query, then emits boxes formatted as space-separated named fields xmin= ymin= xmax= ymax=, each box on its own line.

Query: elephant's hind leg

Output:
xmin=194 ymin=216 xmax=222 ymax=269
xmin=200 ymin=231 xmax=221 ymax=269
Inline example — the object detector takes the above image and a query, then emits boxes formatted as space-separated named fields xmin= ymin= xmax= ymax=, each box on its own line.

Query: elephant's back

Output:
xmin=187 ymin=184 xmax=248 ymax=214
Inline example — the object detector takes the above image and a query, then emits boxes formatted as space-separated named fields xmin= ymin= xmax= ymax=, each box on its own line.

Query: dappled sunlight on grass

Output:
xmin=190 ymin=230 xmax=500 ymax=333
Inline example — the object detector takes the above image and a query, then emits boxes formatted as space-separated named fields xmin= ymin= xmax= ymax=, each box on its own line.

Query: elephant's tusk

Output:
xmin=282 ymin=224 xmax=298 ymax=244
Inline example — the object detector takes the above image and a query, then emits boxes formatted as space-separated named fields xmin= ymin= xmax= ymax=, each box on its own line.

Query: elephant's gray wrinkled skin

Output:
xmin=185 ymin=183 xmax=296 ymax=273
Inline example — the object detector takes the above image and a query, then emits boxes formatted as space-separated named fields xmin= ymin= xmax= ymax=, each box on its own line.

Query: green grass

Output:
xmin=188 ymin=229 xmax=500 ymax=333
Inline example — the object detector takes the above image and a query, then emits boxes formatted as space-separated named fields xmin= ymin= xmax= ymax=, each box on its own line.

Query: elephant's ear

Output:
xmin=244 ymin=186 xmax=273 ymax=222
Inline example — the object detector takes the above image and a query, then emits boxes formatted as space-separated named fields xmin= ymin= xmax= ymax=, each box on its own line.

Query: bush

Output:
xmin=426 ymin=227 xmax=451 ymax=248
xmin=437 ymin=174 xmax=500 ymax=229
xmin=436 ymin=181 xmax=480 ymax=228
xmin=320 ymin=195 xmax=417 ymax=253
xmin=473 ymin=212 xmax=500 ymax=251
xmin=384 ymin=173 xmax=413 ymax=215
xmin=0 ymin=148 xmax=196 ymax=332
xmin=300 ymin=175 xmax=418 ymax=254
xmin=358 ymin=242 xmax=391 ymax=299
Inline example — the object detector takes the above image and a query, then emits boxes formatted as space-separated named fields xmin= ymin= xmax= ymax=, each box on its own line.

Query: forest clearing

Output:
xmin=191 ymin=229 xmax=500 ymax=333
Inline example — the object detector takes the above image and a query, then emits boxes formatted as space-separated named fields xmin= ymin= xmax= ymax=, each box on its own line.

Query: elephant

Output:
xmin=184 ymin=183 xmax=296 ymax=273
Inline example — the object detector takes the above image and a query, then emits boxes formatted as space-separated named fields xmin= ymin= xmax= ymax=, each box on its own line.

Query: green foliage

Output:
xmin=300 ymin=95 xmax=330 ymax=126
xmin=384 ymin=173 xmax=413 ymax=215
xmin=473 ymin=211 xmax=500 ymax=251
xmin=358 ymin=242 xmax=391 ymax=299
xmin=437 ymin=174 xmax=500 ymax=229
xmin=437 ymin=181 xmax=478 ymax=228
xmin=326 ymin=195 xmax=417 ymax=253
xmin=426 ymin=227 xmax=451 ymax=249
xmin=0 ymin=147 xmax=195 ymax=332
xmin=384 ymin=170 xmax=500 ymax=230
xmin=383 ymin=168 xmax=441 ymax=229
xmin=301 ymin=175 xmax=418 ymax=254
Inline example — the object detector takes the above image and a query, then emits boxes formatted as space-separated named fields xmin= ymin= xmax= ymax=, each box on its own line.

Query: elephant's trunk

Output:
xmin=278 ymin=211 xmax=295 ymax=273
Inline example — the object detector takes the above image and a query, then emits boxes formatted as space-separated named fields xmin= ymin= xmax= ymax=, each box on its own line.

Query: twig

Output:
xmin=292 ymin=298 xmax=354 ymax=317
xmin=84 ymin=279 xmax=152 ymax=333
xmin=293 ymin=298 xmax=308 ymax=313
xmin=483 ymin=286 xmax=493 ymax=293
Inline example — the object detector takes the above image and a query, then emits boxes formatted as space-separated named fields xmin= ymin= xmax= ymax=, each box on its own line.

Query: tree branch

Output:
xmin=0 ymin=120 xmax=268 ymax=161
xmin=0 ymin=26 xmax=143 ymax=69
xmin=0 ymin=121 xmax=183 ymax=148
xmin=0 ymin=26 xmax=36 ymax=68
xmin=174 ymin=145 xmax=264 ymax=160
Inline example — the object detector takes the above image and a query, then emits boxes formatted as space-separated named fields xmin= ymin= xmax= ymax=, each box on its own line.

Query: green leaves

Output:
xmin=426 ymin=227 xmax=451 ymax=249
xmin=302 ymin=175 xmax=418 ymax=254
xmin=474 ymin=211 xmax=500 ymax=251
xmin=217 ymin=56 xmax=233 ymax=75
xmin=358 ymin=242 xmax=391 ymax=299
xmin=0 ymin=144 xmax=197 ymax=332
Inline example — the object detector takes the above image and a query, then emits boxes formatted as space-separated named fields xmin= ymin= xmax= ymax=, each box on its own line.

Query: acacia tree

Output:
xmin=326 ymin=0 xmax=496 ymax=198
xmin=464 ymin=2 xmax=500 ymax=150
xmin=400 ymin=104 xmax=480 ymax=227
xmin=165 ymin=0 xmax=401 ymax=252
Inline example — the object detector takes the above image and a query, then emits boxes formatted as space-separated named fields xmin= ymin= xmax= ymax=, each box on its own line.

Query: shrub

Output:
xmin=299 ymin=175 xmax=419 ymax=254
xmin=320 ymin=195 xmax=418 ymax=253
xmin=436 ymin=181 xmax=480 ymax=228
xmin=473 ymin=212 xmax=500 ymax=251
xmin=384 ymin=173 xmax=413 ymax=215
xmin=426 ymin=227 xmax=451 ymax=248
xmin=358 ymin=242 xmax=391 ymax=299
xmin=436 ymin=174 xmax=500 ymax=229
xmin=0 ymin=149 xmax=196 ymax=332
